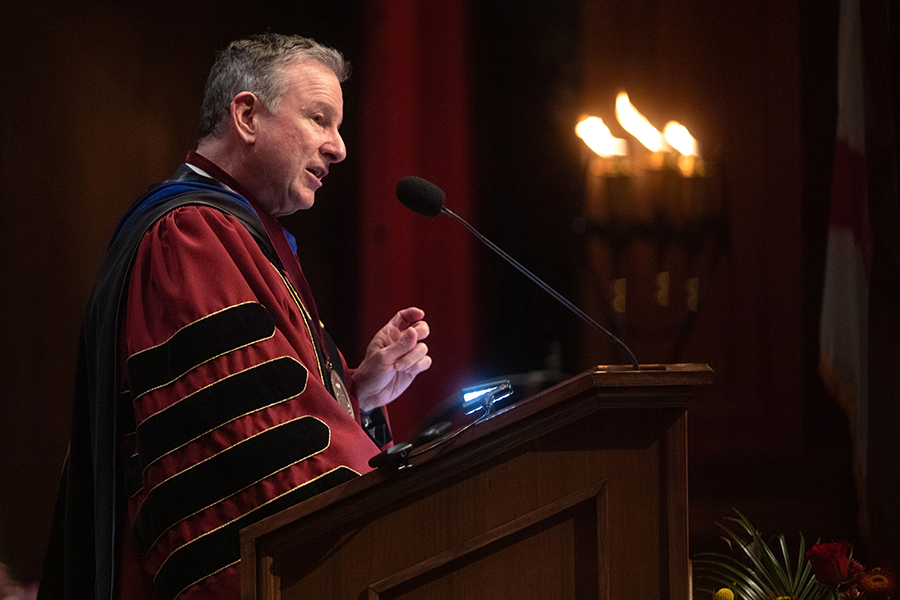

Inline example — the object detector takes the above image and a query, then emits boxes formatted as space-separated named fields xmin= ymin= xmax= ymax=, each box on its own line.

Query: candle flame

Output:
xmin=615 ymin=92 xmax=661 ymax=152
xmin=575 ymin=116 xmax=627 ymax=157
xmin=663 ymin=121 xmax=697 ymax=156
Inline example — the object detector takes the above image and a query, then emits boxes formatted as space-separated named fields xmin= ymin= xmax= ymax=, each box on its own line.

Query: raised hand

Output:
xmin=352 ymin=307 xmax=432 ymax=412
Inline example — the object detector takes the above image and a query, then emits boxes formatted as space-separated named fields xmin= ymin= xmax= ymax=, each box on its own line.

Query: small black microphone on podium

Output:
xmin=395 ymin=175 xmax=640 ymax=369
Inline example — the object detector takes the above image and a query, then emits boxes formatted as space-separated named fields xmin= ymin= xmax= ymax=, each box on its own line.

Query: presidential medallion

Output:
xmin=330 ymin=370 xmax=354 ymax=418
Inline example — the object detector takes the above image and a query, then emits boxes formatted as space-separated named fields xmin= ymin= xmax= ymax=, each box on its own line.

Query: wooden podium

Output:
xmin=240 ymin=364 xmax=713 ymax=600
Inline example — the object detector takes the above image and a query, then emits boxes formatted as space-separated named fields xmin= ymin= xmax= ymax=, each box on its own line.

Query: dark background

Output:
xmin=1 ymin=0 xmax=897 ymax=588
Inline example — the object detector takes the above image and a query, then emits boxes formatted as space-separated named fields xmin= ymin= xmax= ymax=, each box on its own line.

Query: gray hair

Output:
xmin=198 ymin=33 xmax=350 ymax=141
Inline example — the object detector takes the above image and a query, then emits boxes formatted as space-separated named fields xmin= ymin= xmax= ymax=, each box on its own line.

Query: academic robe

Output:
xmin=39 ymin=163 xmax=389 ymax=600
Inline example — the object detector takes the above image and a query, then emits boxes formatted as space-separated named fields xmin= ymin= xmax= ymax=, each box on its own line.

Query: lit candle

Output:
xmin=615 ymin=92 xmax=662 ymax=152
xmin=576 ymin=116 xmax=631 ymax=222
xmin=615 ymin=92 xmax=667 ymax=220
xmin=576 ymin=116 xmax=628 ymax=168
xmin=663 ymin=121 xmax=698 ymax=176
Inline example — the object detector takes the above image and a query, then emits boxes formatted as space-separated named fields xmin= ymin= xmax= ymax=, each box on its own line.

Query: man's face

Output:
xmin=252 ymin=59 xmax=346 ymax=217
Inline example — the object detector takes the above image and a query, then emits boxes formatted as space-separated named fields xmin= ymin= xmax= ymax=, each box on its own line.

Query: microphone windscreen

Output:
xmin=396 ymin=176 xmax=446 ymax=217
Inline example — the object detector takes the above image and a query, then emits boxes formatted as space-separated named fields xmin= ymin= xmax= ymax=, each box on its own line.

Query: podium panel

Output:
xmin=241 ymin=364 xmax=713 ymax=600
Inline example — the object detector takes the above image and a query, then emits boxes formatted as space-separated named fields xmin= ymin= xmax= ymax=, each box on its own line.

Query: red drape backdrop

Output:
xmin=358 ymin=0 xmax=475 ymax=442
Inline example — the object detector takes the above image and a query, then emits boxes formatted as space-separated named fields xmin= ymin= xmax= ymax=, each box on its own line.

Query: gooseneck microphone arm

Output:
xmin=395 ymin=175 xmax=638 ymax=369
xmin=440 ymin=205 xmax=639 ymax=370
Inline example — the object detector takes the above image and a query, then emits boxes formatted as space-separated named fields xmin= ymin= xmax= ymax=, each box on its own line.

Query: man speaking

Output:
xmin=39 ymin=33 xmax=431 ymax=600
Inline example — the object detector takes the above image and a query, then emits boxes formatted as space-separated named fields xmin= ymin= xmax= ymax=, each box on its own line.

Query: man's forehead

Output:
xmin=284 ymin=58 xmax=342 ymax=87
xmin=284 ymin=60 xmax=342 ymax=97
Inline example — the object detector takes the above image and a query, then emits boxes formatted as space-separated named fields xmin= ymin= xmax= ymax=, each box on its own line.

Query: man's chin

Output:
xmin=273 ymin=194 xmax=316 ymax=217
xmin=296 ymin=193 xmax=317 ymax=212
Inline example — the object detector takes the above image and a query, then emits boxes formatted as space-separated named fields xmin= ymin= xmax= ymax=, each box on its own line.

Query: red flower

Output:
xmin=857 ymin=567 xmax=897 ymax=598
xmin=807 ymin=541 xmax=852 ymax=585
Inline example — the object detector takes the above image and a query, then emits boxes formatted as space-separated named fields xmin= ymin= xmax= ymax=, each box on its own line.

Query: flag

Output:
xmin=818 ymin=0 xmax=873 ymax=543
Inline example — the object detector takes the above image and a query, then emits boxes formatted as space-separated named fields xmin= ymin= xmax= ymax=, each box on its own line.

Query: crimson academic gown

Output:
xmin=40 ymin=159 xmax=389 ymax=600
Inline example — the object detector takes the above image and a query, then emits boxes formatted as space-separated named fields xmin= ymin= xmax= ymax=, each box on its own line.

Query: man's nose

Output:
xmin=323 ymin=131 xmax=346 ymax=163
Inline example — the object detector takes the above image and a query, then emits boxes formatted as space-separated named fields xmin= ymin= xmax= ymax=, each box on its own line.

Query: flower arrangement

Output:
xmin=693 ymin=510 xmax=897 ymax=600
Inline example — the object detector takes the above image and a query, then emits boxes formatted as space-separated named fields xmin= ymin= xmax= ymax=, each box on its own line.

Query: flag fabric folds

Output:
xmin=820 ymin=0 xmax=900 ymax=567
xmin=818 ymin=0 xmax=872 ymax=548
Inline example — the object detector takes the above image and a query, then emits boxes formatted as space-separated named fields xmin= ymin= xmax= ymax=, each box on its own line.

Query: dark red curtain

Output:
xmin=358 ymin=1 xmax=475 ymax=441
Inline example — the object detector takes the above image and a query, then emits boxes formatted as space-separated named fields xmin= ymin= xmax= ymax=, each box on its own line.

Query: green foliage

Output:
xmin=693 ymin=510 xmax=832 ymax=600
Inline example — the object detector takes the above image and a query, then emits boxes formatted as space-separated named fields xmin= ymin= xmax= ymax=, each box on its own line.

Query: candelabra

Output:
xmin=574 ymin=93 xmax=728 ymax=363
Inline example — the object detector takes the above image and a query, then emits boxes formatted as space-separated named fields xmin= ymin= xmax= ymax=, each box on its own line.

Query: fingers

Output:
xmin=395 ymin=340 xmax=431 ymax=372
xmin=409 ymin=319 xmax=430 ymax=341
xmin=393 ymin=309 xmax=429 ymax=369
xmin=402 ymin=353 xmax=432 ymax=377
xmin=371 ymin=324 xmax=430 ymax=371
xmin=353 ymin=308 xmax=433 ymax=410
xmin=379 ymin=327 xmax=426 ymax=364
xmin=390 ymin=307 xmax=427 ymax=332
xmin=400 ymin=308 xmax=429 ymax=343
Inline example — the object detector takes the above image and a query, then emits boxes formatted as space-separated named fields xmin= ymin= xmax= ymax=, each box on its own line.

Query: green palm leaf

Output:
xmin=693 ymin=510 xmax=830 ymax=600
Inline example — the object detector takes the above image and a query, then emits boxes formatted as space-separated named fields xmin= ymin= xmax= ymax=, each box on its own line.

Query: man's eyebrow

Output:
xmin=309 ymin=101 xmax=337 ymax=116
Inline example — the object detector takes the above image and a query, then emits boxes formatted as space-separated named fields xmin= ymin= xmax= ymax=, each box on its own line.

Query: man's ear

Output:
xmin=231 ymin=91 xmax=262 ymax=144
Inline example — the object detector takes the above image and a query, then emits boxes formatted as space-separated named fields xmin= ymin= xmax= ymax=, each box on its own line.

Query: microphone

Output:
xmin=396 ymin=176 xmax=445 ymax=217
xmin=395 ymin=176 xmax=639 ymax=369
